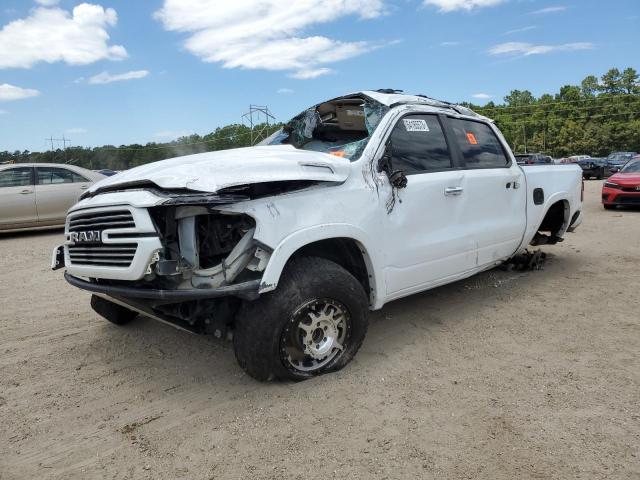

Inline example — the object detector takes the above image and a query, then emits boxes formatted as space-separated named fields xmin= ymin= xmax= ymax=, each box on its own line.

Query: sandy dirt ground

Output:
xmin=0 ymin=180 xmax=639 ymax=480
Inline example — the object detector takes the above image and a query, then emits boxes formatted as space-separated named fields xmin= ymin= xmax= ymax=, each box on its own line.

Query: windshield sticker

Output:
xmin=403 ymin=119 xmax=430 ymax=132
xmin=466 ymin=132 xmax=478 ymax=145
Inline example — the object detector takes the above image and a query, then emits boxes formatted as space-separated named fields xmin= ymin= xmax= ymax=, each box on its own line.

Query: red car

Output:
xmin=602 ymin=156 xmax=640 ymax=209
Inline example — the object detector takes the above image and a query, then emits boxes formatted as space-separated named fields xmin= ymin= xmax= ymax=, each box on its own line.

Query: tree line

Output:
xmin=0 ymin=123 xmax=282 ymax=171
xmin=465 ymin=67 xmax=640 ymax=158
xmin=1 ymin=67 xmax=639 ymax=169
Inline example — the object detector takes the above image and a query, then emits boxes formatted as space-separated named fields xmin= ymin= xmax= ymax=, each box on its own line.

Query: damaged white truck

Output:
xmin=52 ymin=90 xmax=583 ymax=381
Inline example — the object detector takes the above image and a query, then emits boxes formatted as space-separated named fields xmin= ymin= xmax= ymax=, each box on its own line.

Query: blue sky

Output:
xmin=0 ymin=0 xmax=638 ymax=152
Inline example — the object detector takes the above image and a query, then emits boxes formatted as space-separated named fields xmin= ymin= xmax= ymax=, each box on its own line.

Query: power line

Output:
xmin=479 ymin=100 xmax=640 ymax=119
xmin=496 ymin=109 xmax=640 ymax=125
xmin=472 ymin=93 xmax=640 ymax=113
xmin=242 ymin=105 xmax=276 ymax=145
xmin=95 ymin=125 xmax=281 ymax=152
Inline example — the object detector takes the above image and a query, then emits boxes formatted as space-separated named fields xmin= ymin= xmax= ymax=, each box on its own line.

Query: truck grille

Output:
xmin=67 ymin=209 xmax=137 ymax=268
xmin=68 ymin=243 xmax=138 ymax=266
xmin=68 ymin=210 xmax=135 ymax=231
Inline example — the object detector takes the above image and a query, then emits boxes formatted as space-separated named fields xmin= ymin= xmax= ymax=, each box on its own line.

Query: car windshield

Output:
xmin=608 ymin=153 xmax=634 ymax=162
xmin=621 ymin=160 xmax=640 ymax=173
xmin=260 ymin=95 xmax=389 ymax=161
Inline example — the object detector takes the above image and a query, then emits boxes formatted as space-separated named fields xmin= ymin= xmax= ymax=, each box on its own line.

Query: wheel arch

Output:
xmin=258 ymin=225 xmax=383 ymax=308
xmin=537 ymin=197 xmax=571 ymax=237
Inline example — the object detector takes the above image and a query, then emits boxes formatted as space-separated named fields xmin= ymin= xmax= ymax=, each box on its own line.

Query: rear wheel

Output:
xmin=90 ymin=295 xmax=138 ymax=325
xmin=233 ymin=257 xmax=369 ymax=381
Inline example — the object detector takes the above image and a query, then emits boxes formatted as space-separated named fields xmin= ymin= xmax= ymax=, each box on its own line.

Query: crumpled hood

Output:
xmin=88 ymin=145 xmax=351 ymax=194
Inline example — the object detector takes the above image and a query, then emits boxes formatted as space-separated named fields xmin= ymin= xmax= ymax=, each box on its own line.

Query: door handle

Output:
xmin=80 ymin=185 xmax=89 ymax=190
xmin=444 ymin=187 xmax=463 ymax=196
xmin=20 ymin=189 xmax=33 ymax=195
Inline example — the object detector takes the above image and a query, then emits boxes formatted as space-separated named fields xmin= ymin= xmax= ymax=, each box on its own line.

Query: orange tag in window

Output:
xmin=466 ymin=132 xmax=478 ymax=145
xmin=329 ymin=150 xmax=345 ymax=157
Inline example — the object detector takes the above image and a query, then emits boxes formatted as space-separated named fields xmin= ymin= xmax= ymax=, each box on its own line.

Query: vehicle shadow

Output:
xmin=0 ymin=227 xmax=64 ymax=240
xmin=74 ymin=252 xmax=579 ymax=391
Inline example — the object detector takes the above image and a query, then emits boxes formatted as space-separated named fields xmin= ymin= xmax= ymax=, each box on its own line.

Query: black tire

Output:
xmin=90 ymin=295 xmax=138 ymax=325
xmin=604 ymin=204 xmax=616 ymax=210
xmin=233 ymin=257 xmax=369 ymax=382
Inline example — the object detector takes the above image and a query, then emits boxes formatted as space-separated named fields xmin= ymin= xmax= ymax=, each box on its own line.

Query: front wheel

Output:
xmin=233 ymin=257 xmax=369 ymax=381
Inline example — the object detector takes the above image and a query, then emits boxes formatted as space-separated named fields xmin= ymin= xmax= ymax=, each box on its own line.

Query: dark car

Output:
xmin=578 ymin=158 xmax=606 ymax=179
xmin=606 ymin=152 xmax=637 ymax=174
xmin=95 ymin=169 xmax=119 ymax=177
xmin=515 ymin=153 xmax=553 ymax=165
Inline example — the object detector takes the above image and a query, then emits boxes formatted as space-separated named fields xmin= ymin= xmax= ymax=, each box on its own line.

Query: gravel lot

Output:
xmin=1 ymin=180 xmax=639 ymax=480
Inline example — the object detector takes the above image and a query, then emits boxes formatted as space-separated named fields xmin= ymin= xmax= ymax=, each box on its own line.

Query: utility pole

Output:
xmin=242 ymin=105 xmax=275 ymax=145
xmin=45 ymin=136 xmax=71 ymax=163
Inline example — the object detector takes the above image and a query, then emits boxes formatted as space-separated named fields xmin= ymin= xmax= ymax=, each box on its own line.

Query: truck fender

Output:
xmin=538 ymin=192 xmax=572 ymax=234
xmin=258 ymin=224 xmax=385 ymax=308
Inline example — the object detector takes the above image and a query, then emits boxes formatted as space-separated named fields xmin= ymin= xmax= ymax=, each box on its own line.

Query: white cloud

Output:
xmin=488 ymin=42 xmax=593 ymax=56
xmin=290 ymin=67 xmax=334 ymax=79
xmin=0 ymin=4 xmax=126 ymax=69
xmin=277 ymin=88 xmax=294 ymax=94
xmin=0 ymin=83 xmax=41 ymax=101
xmin=530 ymin=6 xmax=567 ymax=14
xmin=35 ymin=0 xmax=60 ymax=5
xmin=440 ymin=41 xmax=460 ymax=46
xmin=88 ymin=70 xmax=150 ymax=85
xmin=503 ymin=25 xmax=536 ymax=35
xmin=472 ymin=93 xmax=492 ymax=99
xmin=154 ymin=0 xmax=387 ymax=78
xmin=423 ymin=0 xmax=506 ymax=12
xmin=65 ymin=127 xmax=87 ymax=134
xmin=0 ymin=109 xmax=8 ymax=114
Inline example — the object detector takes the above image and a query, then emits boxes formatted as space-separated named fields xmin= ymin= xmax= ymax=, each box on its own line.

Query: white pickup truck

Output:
xmin=52 ymin=91 xmax=583 ymax=381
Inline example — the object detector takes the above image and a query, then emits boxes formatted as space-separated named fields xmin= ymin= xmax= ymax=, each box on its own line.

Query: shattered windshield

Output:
xmin=260 ymin=96 xmax=389 ymax=161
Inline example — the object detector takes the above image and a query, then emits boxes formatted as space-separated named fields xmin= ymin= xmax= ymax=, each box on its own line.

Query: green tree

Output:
xmin=581 ymin=75 xmax=599 ymax=96
xmin=620 ymin=67 xmax=639 ymax=94
xmin=601 ymin=68 xmax=623 ymax=94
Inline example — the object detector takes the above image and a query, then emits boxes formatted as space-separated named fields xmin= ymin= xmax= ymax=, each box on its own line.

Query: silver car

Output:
xmin=0 ymin=163 xmax=105 ymax=232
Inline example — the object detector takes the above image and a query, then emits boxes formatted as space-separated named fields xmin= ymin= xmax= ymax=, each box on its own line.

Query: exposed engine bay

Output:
xmin=70 ymin=205 xmax=273 ymax=337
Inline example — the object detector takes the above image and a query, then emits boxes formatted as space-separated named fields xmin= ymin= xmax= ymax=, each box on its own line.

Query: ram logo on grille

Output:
xmin=67 ymin=231 xmax=102 ymax=244
xmin=66 ymin=209 xmax=138 ymax=268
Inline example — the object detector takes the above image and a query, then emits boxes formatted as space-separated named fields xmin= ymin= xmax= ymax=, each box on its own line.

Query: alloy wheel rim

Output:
xmin=280 ymin=298 xmax=350 ymax=373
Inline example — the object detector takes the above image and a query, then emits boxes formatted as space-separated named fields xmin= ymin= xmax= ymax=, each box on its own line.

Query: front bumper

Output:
xmin=602 ymin=187 xmax=640 ymax=206
xmin=64 ymin=272 xmax=260 ymax=301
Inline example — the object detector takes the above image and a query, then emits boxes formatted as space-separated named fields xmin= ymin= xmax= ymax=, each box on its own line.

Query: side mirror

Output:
xmin=377 ymin=141 xmax=408 ymax=189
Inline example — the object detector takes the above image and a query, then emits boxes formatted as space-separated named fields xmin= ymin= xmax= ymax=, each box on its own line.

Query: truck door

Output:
xmin=382 ymin=113 xmax=476 ymax=298
xmin=446 ymin=117 xmax=527 ymax=267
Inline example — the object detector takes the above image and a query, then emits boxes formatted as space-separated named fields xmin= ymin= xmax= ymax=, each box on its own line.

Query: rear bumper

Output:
xmin=64 ymin=272 xmax=260 ymax=301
